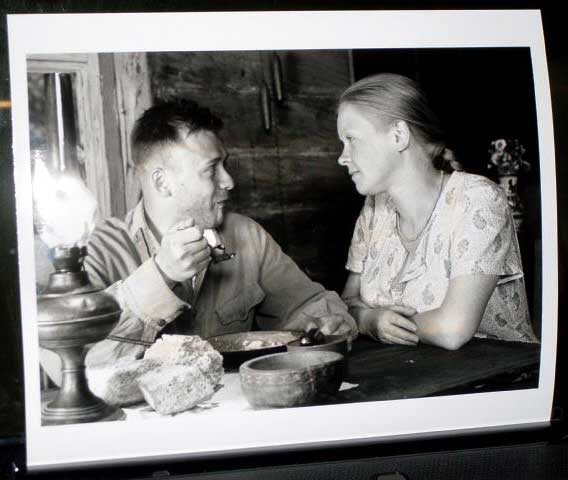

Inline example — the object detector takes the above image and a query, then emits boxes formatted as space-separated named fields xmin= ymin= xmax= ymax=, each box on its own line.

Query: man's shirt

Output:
xmin=84 ymin=201 xmax=354 ymax=368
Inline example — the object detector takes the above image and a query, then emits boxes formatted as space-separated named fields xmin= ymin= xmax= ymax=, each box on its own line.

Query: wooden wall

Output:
xmin=148 ymin=50 xmax=363 ymax=292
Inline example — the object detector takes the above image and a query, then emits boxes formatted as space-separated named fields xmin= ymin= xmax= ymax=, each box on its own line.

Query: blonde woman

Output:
xmin=337 ymin=73 xmax=537 ymax=350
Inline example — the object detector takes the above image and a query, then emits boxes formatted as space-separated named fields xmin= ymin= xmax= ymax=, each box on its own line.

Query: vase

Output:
xmin=498 ymin=174 xmax=524 ymax=231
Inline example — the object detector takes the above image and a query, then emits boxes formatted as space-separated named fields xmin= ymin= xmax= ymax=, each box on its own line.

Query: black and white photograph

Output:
xmin=7 ymin=10 xmax=557 ymax=472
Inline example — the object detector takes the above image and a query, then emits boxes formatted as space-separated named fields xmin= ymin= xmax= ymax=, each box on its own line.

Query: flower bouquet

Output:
xmin=487 ymin=138 xmax=531 ymax=231
xmin=487 ymin=138 xmax=531 ymax=176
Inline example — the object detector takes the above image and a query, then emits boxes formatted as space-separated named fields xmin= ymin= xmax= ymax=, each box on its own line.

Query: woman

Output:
xmin=337 ymin=73 xmax=537 ymax=350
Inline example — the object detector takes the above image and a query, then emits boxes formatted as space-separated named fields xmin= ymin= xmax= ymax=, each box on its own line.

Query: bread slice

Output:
xmin=137 ymin=334 xmax=224 ymax=415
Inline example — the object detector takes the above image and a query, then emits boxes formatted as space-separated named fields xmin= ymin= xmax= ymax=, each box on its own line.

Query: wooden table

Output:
xmin=41 ymin=337 xmax=540 ymax=419
xmin=327 ymin=337 xmax=540 ymax=405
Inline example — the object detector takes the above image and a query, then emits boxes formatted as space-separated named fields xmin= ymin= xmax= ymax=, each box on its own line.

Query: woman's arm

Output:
xmin=412 ymin=274 xmax=498 ymax=350
xmin=342 ymin=271 xmax=498 ymax=349
xmin=342 ymin=272 xmax=419 ymax=346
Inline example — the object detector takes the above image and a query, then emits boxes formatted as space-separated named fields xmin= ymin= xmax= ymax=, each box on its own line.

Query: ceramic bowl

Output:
xmin=239 ymin=350 xmax=345 ymax=409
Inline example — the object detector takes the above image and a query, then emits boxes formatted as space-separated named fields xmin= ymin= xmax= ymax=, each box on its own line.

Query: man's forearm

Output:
xmin=84 ymin=259 xmax=189 ymax=368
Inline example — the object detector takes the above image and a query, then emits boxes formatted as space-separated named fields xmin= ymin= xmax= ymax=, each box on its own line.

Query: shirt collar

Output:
xmin=128 ymin=200 xmax=160 ymax=261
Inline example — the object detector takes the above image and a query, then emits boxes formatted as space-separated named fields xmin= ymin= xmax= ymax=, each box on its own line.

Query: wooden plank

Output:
xmin=275 ymin=96 xmax=343 ymax=151
xmin=332 ymin=338 xmax=540 ymax=403
xmin=147 ymin=93 xmax=277 ymax=150
xmin=278 ymin=153 xmax=355 ymax=205
xmin=226 ymin=151 xmax=358 ymax=213
xmin=208 ymin=94 xmax=277 ymax=149
xmin=114 ymin=52 xmax=152 ymax=212
xmin=148 ymin=51 xmax=263 ymax=96
xmin=224 ymin=150 xmax=362 ymax=290
xmin=148 ymin=51 xmax=271 ymax=148
xmin=224 ymin=151 xmax=286 ymax=248
xmin=225 ymin=150 xmax=281 ymax=213
xmin=98 ymin=53 xmax=127 ymax=218
xmin=276 ymin=50 xmax=351 ymax=96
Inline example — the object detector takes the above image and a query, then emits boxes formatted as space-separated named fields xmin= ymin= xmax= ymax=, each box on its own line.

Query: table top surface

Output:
xmin=43 ymin=336 xmax=541 ymax=420
xmin=126 ymin=336 xmax=540 ymax=418
xmin=332 ymin=337 xmax=540 ymax=404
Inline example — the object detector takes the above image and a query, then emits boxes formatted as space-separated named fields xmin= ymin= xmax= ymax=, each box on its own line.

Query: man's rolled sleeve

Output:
xmin=86 ymin=259 xmax=189 ymax=367
xmin=121 ymin=258 xmax=189 ymax=332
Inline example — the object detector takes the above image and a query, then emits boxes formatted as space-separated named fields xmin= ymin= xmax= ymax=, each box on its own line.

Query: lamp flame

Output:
xmin=32 ymin=152 xmax=98 ymax=248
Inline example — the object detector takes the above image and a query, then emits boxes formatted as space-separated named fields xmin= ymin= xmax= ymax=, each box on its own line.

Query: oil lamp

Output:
xmin=37 ymin=246 xmax=124 ymax=425
xmin=33 ymin=155 xmax=124 ymax=425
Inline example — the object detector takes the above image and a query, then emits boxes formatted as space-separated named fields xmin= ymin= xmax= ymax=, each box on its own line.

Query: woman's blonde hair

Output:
xmin=339 ymin=73 xmax=462 ymax=172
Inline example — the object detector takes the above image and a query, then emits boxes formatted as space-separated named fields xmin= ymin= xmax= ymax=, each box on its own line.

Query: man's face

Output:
xmin=165 ymin=130 xmax=233 ymax=229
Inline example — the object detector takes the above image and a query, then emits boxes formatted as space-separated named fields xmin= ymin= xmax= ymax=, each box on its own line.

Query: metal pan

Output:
xmin=208 ymin=330 xmax=303 ymax=370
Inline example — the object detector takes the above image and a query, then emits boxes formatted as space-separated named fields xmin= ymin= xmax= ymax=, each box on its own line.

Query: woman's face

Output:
xmin=337 ymin=102 xmax=399 ymax=196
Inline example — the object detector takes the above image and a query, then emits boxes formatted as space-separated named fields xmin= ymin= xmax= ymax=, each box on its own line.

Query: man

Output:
xmin=84 ymin=99 xmax=356 ymax=368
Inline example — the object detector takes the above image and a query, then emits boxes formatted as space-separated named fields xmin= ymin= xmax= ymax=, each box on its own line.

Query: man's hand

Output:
xmin=304 ymin=314 xmax=358 ymax=340
xmin=361 ymin=305 xmax=419 ymax=346
xmin=154 ymin=219 xmax=211 ymax=284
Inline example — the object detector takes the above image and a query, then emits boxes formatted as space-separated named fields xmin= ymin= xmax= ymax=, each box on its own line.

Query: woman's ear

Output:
xmin=151 ymin=167 xmax=172 ymax=197
xmin=391 ymin=120 xmax=411 ymax=152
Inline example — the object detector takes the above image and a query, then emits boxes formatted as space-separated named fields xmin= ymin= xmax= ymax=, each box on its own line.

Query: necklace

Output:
xmin=396 ymin=170 xmax=444 ymax=249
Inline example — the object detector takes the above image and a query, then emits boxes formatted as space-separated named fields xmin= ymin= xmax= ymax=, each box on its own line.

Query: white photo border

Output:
xmin=8 ymin=10 xmax=557 ymax=472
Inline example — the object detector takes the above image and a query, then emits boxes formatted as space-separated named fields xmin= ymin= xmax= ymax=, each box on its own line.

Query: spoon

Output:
xmin=299 ymin=328 xmax=325 ymax=346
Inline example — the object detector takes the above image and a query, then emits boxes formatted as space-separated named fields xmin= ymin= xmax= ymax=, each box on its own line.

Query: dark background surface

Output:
xmin=0 ymin=0 xmax=567 ymax=478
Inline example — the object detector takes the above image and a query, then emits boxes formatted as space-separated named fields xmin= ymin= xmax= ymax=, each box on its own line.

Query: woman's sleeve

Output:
xmin=450 ymin=179 xmax=523 ymax=284
xmin=346 ymin=196 xmax=375 ymax=274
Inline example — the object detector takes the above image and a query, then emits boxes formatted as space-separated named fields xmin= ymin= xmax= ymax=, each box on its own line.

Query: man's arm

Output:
xmin=249 ymin=219 xmax=357 ymax=338
xmin=84 ymin=257 xmax=189 ymax=368
xmin=82 ymin=218 xmax=207 ymax=368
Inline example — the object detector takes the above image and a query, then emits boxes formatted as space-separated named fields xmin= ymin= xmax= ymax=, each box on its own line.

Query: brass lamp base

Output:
xmin=42 ymin=399 xmax=125 ymax=426
xmin=40 ymin=343 xmax=125 ymax=426
xmin=38 ymin=246 xmax=125 ymax=426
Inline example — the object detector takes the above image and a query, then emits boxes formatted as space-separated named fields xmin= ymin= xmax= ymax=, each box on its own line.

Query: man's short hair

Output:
xmin=131 ymin=99 xmax=223 ymax=169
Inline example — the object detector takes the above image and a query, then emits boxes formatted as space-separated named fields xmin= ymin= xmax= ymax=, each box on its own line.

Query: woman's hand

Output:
xmin=360 ymin=305 xmax=419 ymax=346
xmin=342 ymin=272 xmax=417 ymax=346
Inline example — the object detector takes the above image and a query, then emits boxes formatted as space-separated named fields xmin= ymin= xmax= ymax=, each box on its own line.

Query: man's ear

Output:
xmin=391 ymin=120 xmax=411 ymax=152
xmin=150 ymin=167 xmax=171 ymax=197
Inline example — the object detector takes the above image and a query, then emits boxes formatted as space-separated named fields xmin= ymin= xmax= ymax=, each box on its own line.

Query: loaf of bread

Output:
xmin=138 ymin=364 xmax=217 ymax=415
xmin=144 ymin=334 xmax=224 ymax=384
xmin=87 ymin=358 xmax=161 ymax=406
xmin=87 ymin=335 xmax=224 ymax=413
xmin=138 ymin=334 xmax=224 ymax=415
